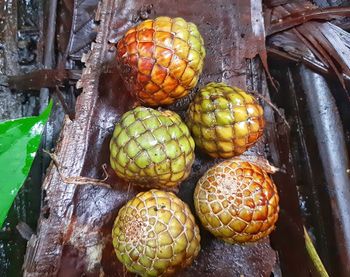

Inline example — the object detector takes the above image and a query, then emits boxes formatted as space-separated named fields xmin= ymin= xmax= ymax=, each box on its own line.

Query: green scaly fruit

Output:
xmin=186 ymin=82 xmax=265 ymax=158
xmin=110 ymin=106 xmax=195 ymax=189
xmin=112 ymin=189 xmax=201 ymax=276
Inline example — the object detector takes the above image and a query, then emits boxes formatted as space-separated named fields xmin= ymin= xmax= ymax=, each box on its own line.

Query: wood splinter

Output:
xmin=249 ymin=90 xmax=291 ymax=129
xmin=43 ymin=149 xmax=111 ymax=189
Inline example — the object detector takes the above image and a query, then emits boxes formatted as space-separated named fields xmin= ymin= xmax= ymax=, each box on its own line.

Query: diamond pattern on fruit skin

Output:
xmin=186 ymin=82 xmax=265 ymax=158
xmin=112 ymin=190 xmax=201 ymax=277
xmin=110 ymin=106 xmax=195 ymax=189
xmin=116 ymin=17 xmax=206 ymax=106
xmin=194 ymin=160 xmax=279 ymax=243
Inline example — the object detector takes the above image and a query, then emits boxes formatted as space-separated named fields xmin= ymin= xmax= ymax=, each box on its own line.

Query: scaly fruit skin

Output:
xmin=110 ymin=106 xmax=195 ymax=189
xmin=116 ymin=16 xmax=205 ymax=106
xmin=194 ymin=159 xmax=279 ymax=243
xmin=186 ymin=82 xmax=265 ymax=158
xmin=112 ymin=189 xmax=201 ymax=277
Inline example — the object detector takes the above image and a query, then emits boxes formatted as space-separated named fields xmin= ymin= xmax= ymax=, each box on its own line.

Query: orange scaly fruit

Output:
xmin=194 ymin=159 xmax=279 ymax=243
xmin=116 ymin=16 xmax=205 ymax=106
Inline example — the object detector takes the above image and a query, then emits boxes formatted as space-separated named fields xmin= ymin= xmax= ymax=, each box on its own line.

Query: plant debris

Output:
xmin=43 ymin=150 xmax=111 ymax=189
xmin=266 ymin=2 xmax=350 ymax=93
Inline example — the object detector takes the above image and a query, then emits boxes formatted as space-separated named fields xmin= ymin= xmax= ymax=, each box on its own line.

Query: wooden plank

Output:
xmin=22 ymin=0 xmax=307 ymax=275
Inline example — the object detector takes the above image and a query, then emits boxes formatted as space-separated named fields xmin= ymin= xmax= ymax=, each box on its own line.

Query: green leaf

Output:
xmin=0 ymin=101 xmax=53 ymax=228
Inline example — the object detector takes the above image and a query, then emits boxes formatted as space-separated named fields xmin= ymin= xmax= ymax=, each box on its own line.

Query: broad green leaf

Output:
xmin=0 ymin=101 xmax=53 ymax=228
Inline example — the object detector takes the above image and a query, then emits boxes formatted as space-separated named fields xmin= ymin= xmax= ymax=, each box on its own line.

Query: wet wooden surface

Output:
xmin=23 ymin=0 xmax=286 ymax=276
